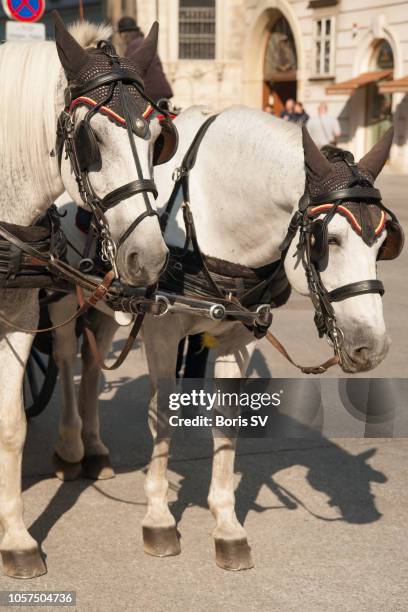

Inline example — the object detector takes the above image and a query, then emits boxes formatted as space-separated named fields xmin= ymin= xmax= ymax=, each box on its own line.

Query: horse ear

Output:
xmin=358 ymin=127 xmax=394 ymax=179
xmin=302 ymin=125 xmax=333 ymax=183
xmin=128 ymin=21 xmax=159 ymax=76
xmin=52 ymin=10 xmax=89 ymax=79
xmin=357 ymin=449 xmax=377 ymax=462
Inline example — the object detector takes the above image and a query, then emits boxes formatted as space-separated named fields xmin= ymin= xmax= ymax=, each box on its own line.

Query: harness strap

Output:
xmin=100 ymin=179 xmax=158 ymax=211
xmin=68 ymin=69 xmax=145 ymax=101
xmin=0 ymin=226 xmax=49 ymax=265
xmin=182 ymin=114 xmax=219 ymax=171
xmin=311 ymin=186 xmax=382 ymax=205
xmin=182 ymin=202 xmax=225 ymax=299
xmin=117 ymin=210 xmax=159 ymax=249
xmin=160 ymin=114 xmax=219 ymax=233
xmin=264 ymin=329 xmax=340 ymax=375
xmin=76 ymin=285 xmax=146 ymax=370
xmin=327 ymin=279 xmax=384 ymax=302
xmin=0 ymin=271 xmax=115 ymax=334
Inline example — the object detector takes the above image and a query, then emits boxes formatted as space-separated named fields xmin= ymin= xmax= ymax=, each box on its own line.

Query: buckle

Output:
xmin=172 ymin=166 xmax=187 ymax=182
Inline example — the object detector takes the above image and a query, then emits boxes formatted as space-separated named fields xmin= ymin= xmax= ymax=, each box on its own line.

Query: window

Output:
xmin=179 ymin=0 xmax=216 ymax=60
xmin=314 ymin=16 xmax=335 ymax=76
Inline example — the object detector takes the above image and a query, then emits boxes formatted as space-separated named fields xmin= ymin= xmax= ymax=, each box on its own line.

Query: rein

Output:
xmin=0 ymin=224 xmax=155 ymax=371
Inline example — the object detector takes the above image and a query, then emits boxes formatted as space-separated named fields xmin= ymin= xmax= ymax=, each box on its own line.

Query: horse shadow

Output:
xmin=169 ymin=426 xmax=386 ymax=528
xmin=22 ymin=368 xmax=387 ymax=550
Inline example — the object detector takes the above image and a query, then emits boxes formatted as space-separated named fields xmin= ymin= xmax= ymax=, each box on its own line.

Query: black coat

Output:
xmin=125 ymin=36 xmax=173 ymax=103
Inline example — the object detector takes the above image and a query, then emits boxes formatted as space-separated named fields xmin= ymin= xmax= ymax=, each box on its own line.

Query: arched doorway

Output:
xmin=366 ymin=40 xmax=394 ymax=148
xmin=263 ymin=15 xmax=297 ymax=116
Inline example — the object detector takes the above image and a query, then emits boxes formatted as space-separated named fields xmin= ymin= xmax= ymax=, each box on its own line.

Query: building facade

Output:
xmin=1 ymin=0 xmax=406 ymax=169
xmin=125 ymin=0 xmax=408 ymax=172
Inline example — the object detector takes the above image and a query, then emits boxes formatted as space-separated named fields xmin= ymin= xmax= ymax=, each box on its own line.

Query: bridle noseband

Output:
xmin=55 ymin=40 xmax=165 ymax=277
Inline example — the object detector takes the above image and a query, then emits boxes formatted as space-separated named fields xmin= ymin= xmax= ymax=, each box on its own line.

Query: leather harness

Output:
xmin=0 ymin=108 xmax=403 ymax=374
xmin=54 ymin=40 xmax=168 ymax=277
xmin=159 ymin=115 xmax=403 ymax=374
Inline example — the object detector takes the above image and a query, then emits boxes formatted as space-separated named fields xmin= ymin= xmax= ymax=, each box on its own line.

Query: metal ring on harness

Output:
xmin=154 ymin=294 xmax=171 ymax=317
xmin=78 ymin=258 xmax=94 ymax=274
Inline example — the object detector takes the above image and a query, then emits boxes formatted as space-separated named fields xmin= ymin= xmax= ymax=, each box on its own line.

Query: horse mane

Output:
xmin=320 ymin=144 xmax=356 ymax=165
xmin=0 ymin=21 xmax=112 ymax=217
xmin=66 ymin=21 xmax=112 ymax=48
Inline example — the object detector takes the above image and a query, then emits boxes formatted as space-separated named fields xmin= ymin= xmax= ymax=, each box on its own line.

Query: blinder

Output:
xmin=73 ymin=113 xmax=178 ymax=173
xmin=378 ymin=219 xmax=405 ymax=260
xmin=153 ymin=117 xmax=179 ymax=166
xmin=74 ymin=120 xmax=102 ymax=172
xmin=309 ymin=219 xmax=329 ymax=271
xmin=309 ymin=214 xmax=404 ymax=268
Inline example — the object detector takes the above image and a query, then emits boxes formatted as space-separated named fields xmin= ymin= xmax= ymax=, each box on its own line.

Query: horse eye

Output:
xmin=328 ymin=236 xmax=340 ymax=246
xmin=94 ymin=133 xmax=103 ymax=145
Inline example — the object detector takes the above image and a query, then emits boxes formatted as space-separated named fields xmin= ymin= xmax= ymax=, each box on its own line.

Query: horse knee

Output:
xmin=53 ymin=331 xmax=77 ymax=366
xmin=0 ymin=413 xmax=26 ymax=454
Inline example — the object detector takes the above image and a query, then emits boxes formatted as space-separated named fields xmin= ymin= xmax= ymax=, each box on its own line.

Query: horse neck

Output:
xmin=0 ymin=41 xmax=64 ymax=226
xmin=168 ymin=106 xmax=305 ymax=268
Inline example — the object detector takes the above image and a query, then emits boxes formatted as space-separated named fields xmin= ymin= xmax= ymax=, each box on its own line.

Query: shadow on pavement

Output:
xmin=23 ymin=372 xmax=387 ymax=549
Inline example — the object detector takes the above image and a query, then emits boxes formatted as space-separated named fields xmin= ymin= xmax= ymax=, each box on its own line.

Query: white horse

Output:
xmin=49 ymin=106 xmax=394 ymax=571
xmin=0 ymin=16 xmax=167 ymax=579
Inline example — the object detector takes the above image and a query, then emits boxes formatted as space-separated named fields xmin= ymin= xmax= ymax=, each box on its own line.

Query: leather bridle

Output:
xmin=280 ymin=157 xmax=400 ymax=369
xmin=55 ymin=40 xmax=166 ymax=278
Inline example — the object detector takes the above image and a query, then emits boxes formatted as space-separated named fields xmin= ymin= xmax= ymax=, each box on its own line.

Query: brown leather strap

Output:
xmin=76 ymin=285 xmax=145 ymax=370
xmin=0 ymin=271 xmax=115 ymax=334
xmin=0 ymin=225 xmax=49 ymax=263
xmin=265 ymin=329 xmax=340 ymax=375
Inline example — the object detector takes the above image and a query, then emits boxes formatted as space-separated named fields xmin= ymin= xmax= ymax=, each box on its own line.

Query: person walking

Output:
xmin=118 ymin=16 xmax=173 ymax=103
xmin=307 ymin=102 xmax=341 ymax=148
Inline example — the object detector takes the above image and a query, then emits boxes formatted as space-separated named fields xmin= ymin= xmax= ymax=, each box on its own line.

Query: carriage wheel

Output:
xmin=24 ymin=345 xmax=58 ymax=419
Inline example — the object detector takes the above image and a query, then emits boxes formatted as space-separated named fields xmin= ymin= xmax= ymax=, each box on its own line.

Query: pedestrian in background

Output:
xmin=292 ymin=101 xmax=309 ymax=125
xmin=307 ymin=102 xmax=341 ymax=148
xmin=118 ymin=16 xmax=173 ymax=103
xmin=280 ymin=98 xmax=295 ymax=121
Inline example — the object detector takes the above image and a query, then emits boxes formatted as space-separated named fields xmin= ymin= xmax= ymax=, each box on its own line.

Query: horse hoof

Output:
xmin=143 ymin=526 xmax=181 ymax=557
xmin=214 ymin=538 xmax=254 ymax=571
xmin=1 ymin=548 xmax=47 ymax=579
xmin=53 ymin=452 xmax=82 ymax=482
xmin=81 ymin=455 xmax=115 ymax=480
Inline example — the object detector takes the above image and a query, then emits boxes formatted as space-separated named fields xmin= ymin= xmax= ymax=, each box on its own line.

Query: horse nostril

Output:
xmin=127 ymin=252 xmax=140 ymax=273
xmin=355 ymin=346 xmax=369 ymax=354
xmin=351 ymin=345 xmax=373 ymax=364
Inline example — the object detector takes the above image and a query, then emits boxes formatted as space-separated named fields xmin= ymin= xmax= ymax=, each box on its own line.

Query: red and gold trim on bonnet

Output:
xmin=69 ymin=96 xmax=154 ymax=125
xmin=308 ymin=203 xmax=386 ymax=236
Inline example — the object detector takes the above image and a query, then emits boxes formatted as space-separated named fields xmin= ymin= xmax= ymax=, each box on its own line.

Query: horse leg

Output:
xmin=49 ymin=297 xmax=82 ymax=481
xmin=78 ymin=310 xmax=118 ymax=480
xmin=141 ymin=315 xmax=182 ymax=557
xmin=0 ymin=297 xmax=46 ymax=578
xmin=208 ymin=327 xmax=256 ymax=571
